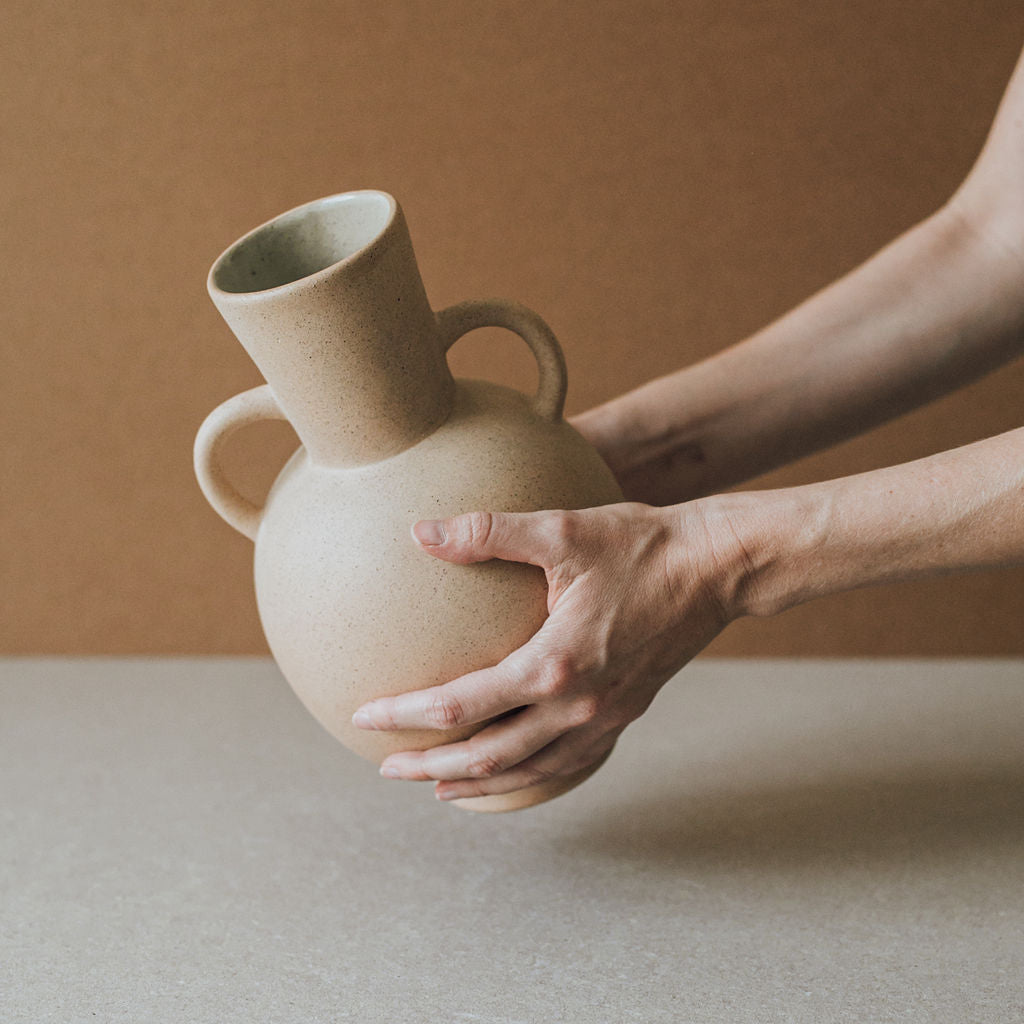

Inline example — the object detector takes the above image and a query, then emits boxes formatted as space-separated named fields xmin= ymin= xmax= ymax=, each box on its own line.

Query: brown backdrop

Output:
xmin=4 ymin=0 xmax=1023 ymax=655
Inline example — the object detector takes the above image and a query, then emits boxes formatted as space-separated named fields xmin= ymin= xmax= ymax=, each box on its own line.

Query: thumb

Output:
xmin=411 ymin=510 xmax=570 ymax=568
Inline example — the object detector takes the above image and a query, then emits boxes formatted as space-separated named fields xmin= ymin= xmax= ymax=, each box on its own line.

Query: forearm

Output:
xmin=581 ymin=205 xmax=1024 ymax=501
xmin=721 ymin=425 xmax=1024 ymax=617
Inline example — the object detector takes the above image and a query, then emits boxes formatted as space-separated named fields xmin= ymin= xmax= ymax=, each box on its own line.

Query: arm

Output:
xmin=728 ymin=425 xmax=1024 ymax=617
xmin=574 ymin=48 xmax=1024 ymax=505
xmin=350 ymin=47 xmax=1024 ymax=803
xmin=354 ymin=419 xmax=1024 ymax=802
xmin=354 ymin=425 xmax=1024 ymax=803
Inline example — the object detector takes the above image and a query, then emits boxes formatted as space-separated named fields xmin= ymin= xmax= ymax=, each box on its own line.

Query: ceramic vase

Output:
xmin=194 ymin=191 xmax=623 ymax=811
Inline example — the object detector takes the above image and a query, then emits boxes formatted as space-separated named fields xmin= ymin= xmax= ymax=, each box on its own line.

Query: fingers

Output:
xmin=411 ymin=509 xmax=580 ymax=569
xmin=365 ymin=502 xmax=669 ymax=804
xmin=365 ymin=507 xmax=589 ymax=734
xmin=433 ymin=729 xmax=618 ymax=802
xmin=378 ymin=704 xmax=562 ymax=781
xmin=352 ymin=653 xmax=532 ymax=732
xmin=375 ymin=689 xmax=622 ymax=801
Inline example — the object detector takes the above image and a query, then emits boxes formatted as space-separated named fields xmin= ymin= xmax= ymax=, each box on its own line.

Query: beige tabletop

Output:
xmin=3 ymin=658 xmax=1023 ymax=1022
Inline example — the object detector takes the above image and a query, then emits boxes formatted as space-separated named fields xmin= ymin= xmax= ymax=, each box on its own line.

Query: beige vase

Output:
xmin=194 ymin=191 xmax=623 ymax=812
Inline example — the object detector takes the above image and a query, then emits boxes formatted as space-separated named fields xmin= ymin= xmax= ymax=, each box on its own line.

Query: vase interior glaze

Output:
xmin=212 ymin=193 xmax=395 ymax=293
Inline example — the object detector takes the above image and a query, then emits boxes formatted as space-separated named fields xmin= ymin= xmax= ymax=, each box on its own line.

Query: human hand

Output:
xmin=351 ymin=499 xmax=753 ymax=802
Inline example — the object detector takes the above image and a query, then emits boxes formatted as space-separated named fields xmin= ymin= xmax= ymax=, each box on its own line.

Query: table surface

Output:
xmin=3 ymin=658 xmax=1023 ymax=1023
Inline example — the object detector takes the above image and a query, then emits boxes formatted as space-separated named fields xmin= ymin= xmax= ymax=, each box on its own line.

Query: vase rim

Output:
xmin=207 ymin=190 xmax=400 ymax=300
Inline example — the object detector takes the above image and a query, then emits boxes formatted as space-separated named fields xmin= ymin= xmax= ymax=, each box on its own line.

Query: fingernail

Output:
xmin=380 ymin=764 xmax=401 ymax=778
xmin=412 ymin=520 xmax=446 ymax=546
xmin=435 ymin=788 xmax=457 ymax=801
xmin=352 ymin=708 xmax=373 ymax=728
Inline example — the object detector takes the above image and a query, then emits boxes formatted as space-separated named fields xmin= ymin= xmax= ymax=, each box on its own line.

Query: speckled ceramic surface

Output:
xmin=194 ymin=191 xmax=623 ymax=811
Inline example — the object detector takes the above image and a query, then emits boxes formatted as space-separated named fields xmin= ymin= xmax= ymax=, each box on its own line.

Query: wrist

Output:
xmin=572 ymin=392 xmax=660 ymax=474
xmin=574 ymin=376 xmax=730 ymax=504
xmin=691 ymin=488 xmax=832 ymax=620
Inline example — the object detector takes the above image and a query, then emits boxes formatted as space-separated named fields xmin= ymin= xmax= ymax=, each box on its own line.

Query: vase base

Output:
xmin=448 ymin=748 xmax=612 ymax=813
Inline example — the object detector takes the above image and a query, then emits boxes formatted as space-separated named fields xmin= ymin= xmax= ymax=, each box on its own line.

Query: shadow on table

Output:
xmin=561 ymin=764 xmax=1024 ymax=871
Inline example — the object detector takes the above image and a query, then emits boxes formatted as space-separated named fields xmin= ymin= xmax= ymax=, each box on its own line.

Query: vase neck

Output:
xmin=208 ymin=193 xmax=454 ymax=467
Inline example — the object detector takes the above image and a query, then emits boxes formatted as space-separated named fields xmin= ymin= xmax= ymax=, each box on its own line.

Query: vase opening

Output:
xmin=211 ymin=191 xmax=396 ymax=295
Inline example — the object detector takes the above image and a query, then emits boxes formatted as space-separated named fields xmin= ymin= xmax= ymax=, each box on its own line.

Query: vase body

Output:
xmin=195 ymin=191 xmax=623 ymax=812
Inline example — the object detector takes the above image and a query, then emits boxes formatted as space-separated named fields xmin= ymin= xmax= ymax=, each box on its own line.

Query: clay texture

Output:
xmin=194 ymin=191 xmax=623 ymax=811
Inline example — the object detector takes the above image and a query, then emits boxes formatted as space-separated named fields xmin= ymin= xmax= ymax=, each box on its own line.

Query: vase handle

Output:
xmin=436 ymin=299 xmax=567 ymax=422
xmin=193 ymin=384 xmax=290 ymax=541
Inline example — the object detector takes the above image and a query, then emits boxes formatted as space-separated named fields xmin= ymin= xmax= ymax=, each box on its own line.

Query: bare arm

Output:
xmin=351 ymin=421 xmax=1024 ymax=803
xmin=350 ymin=47 xmax=1024 ymax=804
xmin=575 ymin=49 xmax=1024 ymax=504
xmin=723 ymin=425 xmax=1024 ymax=618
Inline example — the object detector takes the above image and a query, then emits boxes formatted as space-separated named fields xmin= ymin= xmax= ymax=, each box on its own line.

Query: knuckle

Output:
xmin=569 ymin=695 xmax=602 ymax=726
xmin=426 ymin=691 xmax=465 ymax=729
xmin=463 ymin=511 xmax=495 ymax=549
xmin=601 ymin=701 xmax=636 ymax=731
xmin=566 ymin=746 xmax=611 ymax=776
xmin=537 ymin=654 xmax=576 ymax=698
xmin=603 ymin=711 xmax=632 ymax=734
xmin=547 ymin=510 xmax=578 ymax=550
xmin=465 ymin=748 xmax=506 ymax=778
xmin=520 ymin=761 xmax=558 ymax=787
